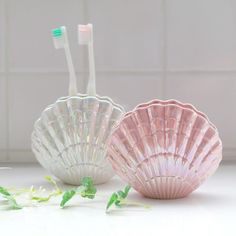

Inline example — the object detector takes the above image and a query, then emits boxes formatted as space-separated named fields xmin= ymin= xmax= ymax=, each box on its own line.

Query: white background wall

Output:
xmin=0 ymin=0 xmax=235 ymax=162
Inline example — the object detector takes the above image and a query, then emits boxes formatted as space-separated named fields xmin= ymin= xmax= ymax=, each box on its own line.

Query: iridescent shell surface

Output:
xmin=32 ymin=95 xmax=125 ymax=185
xmin=108 ymin=99 xmax=222 ymax=199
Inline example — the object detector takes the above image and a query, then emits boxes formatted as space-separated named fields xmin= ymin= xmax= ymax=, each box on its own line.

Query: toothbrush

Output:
xmin=78 ymin=24 xmax=96 ymax=96
xmin=52 ymin=26 xmax=78 ymax=96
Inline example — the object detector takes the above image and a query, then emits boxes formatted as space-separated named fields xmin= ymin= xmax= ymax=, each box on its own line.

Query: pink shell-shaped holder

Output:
xmin=108 ymin=99 xmax=222 ymax=199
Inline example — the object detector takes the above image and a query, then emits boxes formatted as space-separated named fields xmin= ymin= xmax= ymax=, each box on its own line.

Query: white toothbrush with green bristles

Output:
xmin=78 ymin=24 xmax=96 ymax=96
xmin=52 ymin=26 xmax=78 ymax=96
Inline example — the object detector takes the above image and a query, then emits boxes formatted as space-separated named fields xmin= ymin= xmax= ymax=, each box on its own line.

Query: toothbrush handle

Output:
xmin=87 ymin=43 xmax=96 ymax=96
xmin=65 ymin=45 xmax=77 ymax=96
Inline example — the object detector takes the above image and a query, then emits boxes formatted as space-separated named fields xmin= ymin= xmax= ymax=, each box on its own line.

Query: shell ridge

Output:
xmin=196 ymin=144 xmax=222 ymax=179
xmin=54 ymin=101 xmax=77 ymax=168
xmin=188 ymin=130 xmax=221 ymax=170
xmin=179 ymin=111 xmax=198 ymax=160
xmin=135 ymin=107 xmax=156 ymax=181
xmin=92 ymin=102 xmax=113 ymax=167
xmin=184 ymin=116 xmax=214 ymax=165
xmin=38 ymin=120 xmax=69 ymax=166
xmin=86 ymin=99 xmax=100 ymax=168
xmin=148 ymin=107 xmax=162 ymax=190
xmin=173 ymin=107 xmax=184 ymax=163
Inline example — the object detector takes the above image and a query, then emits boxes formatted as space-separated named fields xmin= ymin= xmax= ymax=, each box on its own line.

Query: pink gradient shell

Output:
xmin=108 ymin=99 xmax=222 ymax=199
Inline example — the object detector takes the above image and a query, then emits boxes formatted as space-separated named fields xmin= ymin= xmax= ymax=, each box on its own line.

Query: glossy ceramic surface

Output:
xmin=32 ymin=95 xmax=125 ymax=185
xmin=108 ymin=99 xmax=222 ymax=199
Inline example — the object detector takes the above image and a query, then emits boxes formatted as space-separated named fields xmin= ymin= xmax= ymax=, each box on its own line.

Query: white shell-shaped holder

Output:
xmin=32 ymin=95 xmax=125 ymax=185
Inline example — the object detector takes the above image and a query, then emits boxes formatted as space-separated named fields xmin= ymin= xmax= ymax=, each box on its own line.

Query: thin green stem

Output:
xmin=120 ymin=200 xmax=150 ymax=208
xmin=78 ymin=192 xmax=104 ymax=197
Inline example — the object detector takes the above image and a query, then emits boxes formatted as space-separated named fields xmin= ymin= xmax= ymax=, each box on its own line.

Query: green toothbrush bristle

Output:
xmin=52 ymin=28 xmax=63 ymax=38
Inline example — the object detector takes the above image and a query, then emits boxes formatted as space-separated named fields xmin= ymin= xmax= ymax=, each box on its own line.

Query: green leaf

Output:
xmin=0 ymin=186 xmax=11 ymax=196
xmin=60 ymin=189 xmax=76 ymax=208
xmin=4 ymin=195 xmax=22 ymax=210
xmin=81 ymin=177 xmax=93 ymax=187
xmin=79 ymin=177 xmax=97 ymax=199
xmin=123 ymin=185 xmax=131 ymax=198
xmin=106 ymin=185 xmax=132 ymax=212
xmin=117 ymin=190 xmax=126 ymax=199
xmin=87 ymin=186 xmax=97 ymax=199
xmin=115 ymin=186 xmax=131 ymax=200
xmin=0 ymin=186 xmax=22 ymax=210
xmin=60 ymin=177 xmax=97 ymax=208
xmin=115 ymin=200 xmax=121 ymax=207
xmin=84 ymin=185 xmax=97 ymax=199
xmin=106 ymin=193 xmax=118 ymax=210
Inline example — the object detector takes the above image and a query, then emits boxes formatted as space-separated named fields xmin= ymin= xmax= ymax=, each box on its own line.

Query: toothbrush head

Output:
xmin=51 ymin=26 xmax=67 ymax=49
xmin=78 ymin=24 xmax=93 ymax=45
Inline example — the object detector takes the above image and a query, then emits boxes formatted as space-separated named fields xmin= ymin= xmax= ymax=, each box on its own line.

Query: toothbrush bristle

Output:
xmin=52 ymin=28 xmax=63 ymax=38
xmin=78 ymin=24 xmax=93 ymax=45
xmin=52 ymin=26 xmax=66 ymax=49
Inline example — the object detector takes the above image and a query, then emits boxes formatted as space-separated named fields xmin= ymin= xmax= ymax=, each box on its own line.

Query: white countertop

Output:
xmin=0 ymin=163 xmax=235 ymax=236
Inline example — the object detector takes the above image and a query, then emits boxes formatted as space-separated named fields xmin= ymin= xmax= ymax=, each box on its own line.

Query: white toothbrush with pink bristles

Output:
xmin=78 ymin=24 xmax=96 ymax=96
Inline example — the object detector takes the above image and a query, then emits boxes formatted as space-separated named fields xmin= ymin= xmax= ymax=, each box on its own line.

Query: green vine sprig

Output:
xmin=0 ymin=176 xmax=148 ymax=212
xmin=31 ymin=176 xmax=63 ymax=202
xmin=60 ymin=177 xmax=97 ymax=208
xmin=106 ymin=185 xmax=149 ymax=212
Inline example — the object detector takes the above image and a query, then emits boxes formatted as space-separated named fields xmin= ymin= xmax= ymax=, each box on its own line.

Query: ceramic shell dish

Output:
xmin=108 ymin=99 xmax=222 ymax=199
xmin=32 ymin=95 xmax=125 ymax=185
